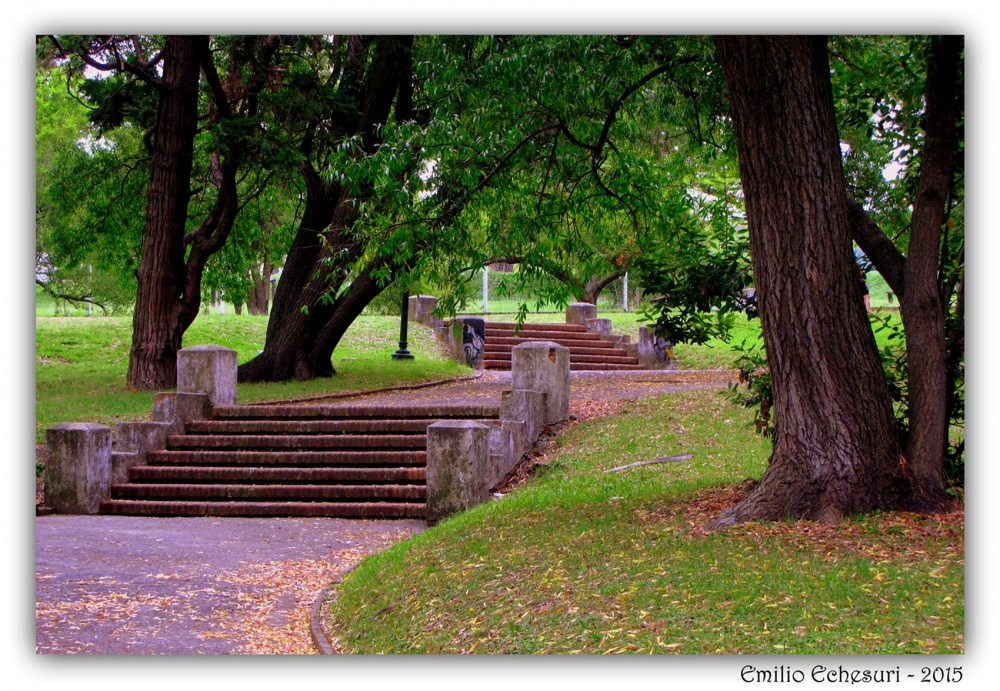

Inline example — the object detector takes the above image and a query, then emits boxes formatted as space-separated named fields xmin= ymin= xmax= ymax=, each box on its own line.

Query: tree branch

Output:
xmin=35 ymin=279 xmax=108 ymax=316
xmin=845 ymin=194 xmax=907 ymax=299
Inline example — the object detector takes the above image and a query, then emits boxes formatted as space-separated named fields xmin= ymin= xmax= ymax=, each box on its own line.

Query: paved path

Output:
xmin=301 ymin=369 xmax=736 ymax=408
xmin=35 ymin=515 xmax=423 ymax=654
xmin=36 ymin=369 xmax=734 ymax=654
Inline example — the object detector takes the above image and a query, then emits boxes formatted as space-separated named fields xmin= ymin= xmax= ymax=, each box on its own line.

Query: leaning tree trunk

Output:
xmin=708 ymin=36 xmax=905 ymax=528
xmin=237 ymin=172 xmax=347 ymax=381
xmin=900 ymin=36 xmax=961 ymax=509
xmin=238 ymin=35 xmax=413 ymax=383
xmin=126 ymin=36 xmax=203 ymax=390
xmin=845 ymin=36 xmax=962 ymax=509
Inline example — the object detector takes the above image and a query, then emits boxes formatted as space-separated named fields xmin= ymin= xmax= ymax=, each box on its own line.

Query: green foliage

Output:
xmin=635 ymin=247 xmax=754 ymax=346
xmin=36 ymin=59 xmax=146 ymax=313
xmin=331 ymin=36 xmax=733 ymax=327
xmin=724 ymin=339 xmax=773 ymax=439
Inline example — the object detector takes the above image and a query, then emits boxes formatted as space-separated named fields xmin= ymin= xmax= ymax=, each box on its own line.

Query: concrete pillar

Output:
xmin=152 ymin=391 xmax=211 ymax=434
xmin=426 ymin=420 xmax=490 ymax=525
xmin=637 ymin=325 xmax=673 ymax=369
xmin=500 ymin=388 xmax=545 ymax=446
xmin=408 ymin=295 xmax=442 ymax=327
xmin=566 ymin=302 xmax=597 ymax=325
xmin=112 ymin=421 xmax=171 ymax=485
xmin=44 ymin=423 xmax=112 ymax=514
xmin=487 ymin=419 xmax=527 ymax=489
xmin=511 ymin=341 xmax=570 ymax=424
xmin=177 ymin=345 xmax=238 ymax=407
xmin=584 ymin=317 xmax=612 ymax=338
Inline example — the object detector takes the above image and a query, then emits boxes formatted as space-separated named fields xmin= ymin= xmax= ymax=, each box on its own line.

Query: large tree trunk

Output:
xmin=584 ymin=269 xmax=626 ymax=305
xmin=127 ymin=36 xmax=203 ymax=390
xmin=126 ymin=35 xmax=279 ymax=390
xmin=238 ymin=36 xmax=413 ymax=383
xmin=709 ymin=36 xmax=905 ymax=528
xmin=238 ymin=190 xmax=365 ymax=381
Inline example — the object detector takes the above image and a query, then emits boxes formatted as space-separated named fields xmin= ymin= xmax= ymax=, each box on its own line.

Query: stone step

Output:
xmin=128 ymin=465 xmax=426 ymax=484
xmin=110 ymin=482 xmax=426 ymax=501
xmin=211 ymin=403 xmax=500 ymax=420
xmin=146 ymin=449 xmax=427 ymax=466
xmin=184 ymin=419 xmax=443 ymax=435
xmin=99 ymin=499 xmax=427 ymax=518
xmin=165 ymin=433 xmax=427 ymax=451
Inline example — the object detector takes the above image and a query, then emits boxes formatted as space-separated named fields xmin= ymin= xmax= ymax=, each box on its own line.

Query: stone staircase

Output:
xmin=482 ymin=322 xmax=642 ymax=371
xmin=99 ymin=401 xmax=499 ymax=519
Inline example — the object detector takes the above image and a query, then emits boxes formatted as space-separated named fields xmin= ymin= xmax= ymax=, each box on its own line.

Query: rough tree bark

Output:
xmin=126 ymin=36 xmax=203 ymax=390
xmin=238 ymin=36 xmax=414 ymax=382
xmin=846 ymin=36 xmax=962 ymax=509
xmin=126 ymin=36 xmax=281 ymax=390
xmin=708 ymin=36 xmax=905 ymax=528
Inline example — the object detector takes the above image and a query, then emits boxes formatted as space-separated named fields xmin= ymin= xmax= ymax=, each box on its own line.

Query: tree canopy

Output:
xmin=36 ymin=33 xmax=964 ymax=523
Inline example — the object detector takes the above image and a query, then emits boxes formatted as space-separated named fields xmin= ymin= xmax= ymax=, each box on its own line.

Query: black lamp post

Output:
xmin=392 ymin=289 xmax=414 ymax=360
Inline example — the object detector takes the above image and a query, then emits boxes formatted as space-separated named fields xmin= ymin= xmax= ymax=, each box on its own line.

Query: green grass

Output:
xmin=35 ymin=313 xmax=470 ymax=443
xmin=328 ymin=387 xmax=964 ymax=655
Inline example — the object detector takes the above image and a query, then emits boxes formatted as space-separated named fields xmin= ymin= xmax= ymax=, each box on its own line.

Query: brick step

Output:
xmin=165 ymin=433 xmax=426 ymax=451
xmin=184 ymin=419 xmax=442 ymax=435
xmin=212 ymin=403 xmax=500 ymax=420
xmin=128 ymin=465 xmax=426 ymax=484
xmin=484 ymin=328 xmax=601 ymax=341
xmin=483 ymin=322 xmax=589 ymax=333
xmin=146 ymin=450 xmax=427 ymax=466
xmin=483 ymin=347 xmax=634 ymax=361
xmin=567 ymin=362 xmax=645 ymax=371
xmin=483 ymin=360 xmax=644 ymax=371
xmin=110 ymin=482 xmax=426 ymax=501
xmin=484 ymin=336 xmax=619 ymax=350
xmin=99 ymin=499 xmax=426 ymax=518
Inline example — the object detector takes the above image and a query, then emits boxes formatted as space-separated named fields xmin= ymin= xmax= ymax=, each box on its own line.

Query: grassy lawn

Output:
xmin=327 ymin=387 xmax=964 ymax=654
xmin=34 ymin=298 xmax=903 ymax=440
xmin=35 ymin=312 xmax=470 ymax=443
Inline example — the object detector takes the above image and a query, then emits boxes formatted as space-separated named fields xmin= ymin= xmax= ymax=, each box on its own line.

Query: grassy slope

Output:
xmin=328 ymin=388 xmax=963 ymax=654
xmin=35 ymin=313 xmax=469 ymax=443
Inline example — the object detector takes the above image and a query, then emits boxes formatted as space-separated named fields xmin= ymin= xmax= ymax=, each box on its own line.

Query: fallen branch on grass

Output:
xmin=604 ymin=454 xmax=694 ymax=473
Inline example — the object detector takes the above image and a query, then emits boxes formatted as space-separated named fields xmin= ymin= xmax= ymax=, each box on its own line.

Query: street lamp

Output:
xmin=392 ymin=289 xmax=415 ymax=360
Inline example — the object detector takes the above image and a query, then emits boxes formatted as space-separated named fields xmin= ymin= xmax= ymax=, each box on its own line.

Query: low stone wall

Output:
xmin=637 ymin=324 xmax=673 ymax=369
xmin=425 ymin=341 xmax=570 ymax=525
xmin=408 ymin=295 xmax=444 ymax=328
xmin=446 ymin=316 xmax=486 ymax=370
xmin=44 ymin=347 xmax=229 ymax=514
